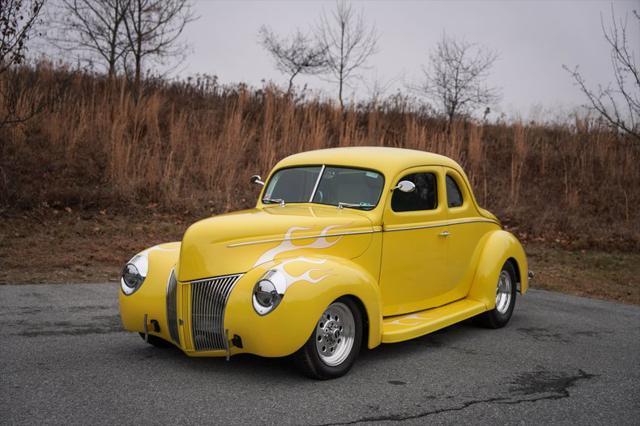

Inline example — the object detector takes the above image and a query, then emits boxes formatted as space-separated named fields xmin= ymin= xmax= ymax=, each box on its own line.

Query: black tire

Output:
xmin=477 ymin=261 xmax=517 ymax=329
xmin=139 ymin=332 xmax=173 ymax=348
xmin=295 ymin=297 xmax=363 ymax=380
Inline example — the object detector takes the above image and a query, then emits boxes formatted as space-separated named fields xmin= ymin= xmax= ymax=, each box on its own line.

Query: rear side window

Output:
xmin=446 ymin=175 xmax=463 ymax=208
xmin=391 ymin=173 xmax=438 ymax=212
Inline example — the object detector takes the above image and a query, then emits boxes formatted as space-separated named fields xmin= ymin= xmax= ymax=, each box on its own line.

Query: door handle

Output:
xmin=439 ymin=230 xmax=450 ymax=237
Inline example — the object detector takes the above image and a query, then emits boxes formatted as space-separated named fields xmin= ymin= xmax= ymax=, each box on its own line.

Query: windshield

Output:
xmin=263 ymin=166 xmax=384 ymax=210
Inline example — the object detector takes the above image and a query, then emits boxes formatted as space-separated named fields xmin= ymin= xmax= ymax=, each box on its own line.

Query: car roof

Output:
xmin=275 ymin=146 xmax=462 ymax=175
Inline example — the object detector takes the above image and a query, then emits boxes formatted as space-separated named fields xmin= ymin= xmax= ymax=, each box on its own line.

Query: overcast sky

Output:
xmin=181 ymin=1 xmax=638 ymax=118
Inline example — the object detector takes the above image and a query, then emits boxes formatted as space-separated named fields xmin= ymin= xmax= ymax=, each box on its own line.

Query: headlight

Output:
xmin=120 ymin=253 xmax=148 ymax=295
xmin=252 ymin=270 xmax=286 ymax=315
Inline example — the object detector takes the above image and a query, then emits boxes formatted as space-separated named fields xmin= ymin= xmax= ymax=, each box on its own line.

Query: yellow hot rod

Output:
xmin=119 ymin=147 xmax=529 ymax=379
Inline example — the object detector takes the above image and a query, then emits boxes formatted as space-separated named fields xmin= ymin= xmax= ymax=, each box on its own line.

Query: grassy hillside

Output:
xmin=1 ymin=63 xmax=639 ymax=251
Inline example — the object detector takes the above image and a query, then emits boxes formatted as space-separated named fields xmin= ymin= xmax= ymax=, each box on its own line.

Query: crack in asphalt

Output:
xmin=315 ymin=369 xmax=596 ymax=425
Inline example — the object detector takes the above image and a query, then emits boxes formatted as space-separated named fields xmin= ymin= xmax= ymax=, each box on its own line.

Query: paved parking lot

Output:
xmin=1 ymin=284 xmax=638 ymax=425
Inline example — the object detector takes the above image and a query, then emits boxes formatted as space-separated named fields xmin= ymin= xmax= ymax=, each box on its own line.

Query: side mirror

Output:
xmin=394 ymin=180 xmax=416 ymax=193
xmin=250 ymin=175 xmax=265 ymax=186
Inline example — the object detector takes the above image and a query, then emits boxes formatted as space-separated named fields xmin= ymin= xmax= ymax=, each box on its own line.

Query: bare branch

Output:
xmin=565 ymin=7 xmax=640 ymax=141
xmin=259 ymin=26 xmax=327 ymax=93
xmin=0 ymin=0 xmax=45 ymax=128
xmin=47 ymin=0 xmax=130 ymax=77
xmin=122 ymin=0 xmax=197 ymax=91
xmin=417 ymin=33 xmax=500 ymax=131
xmin=0 ymin=0 xmax=44 ymax=74
xmin=316 ymin=0 xmax=379 ymax=109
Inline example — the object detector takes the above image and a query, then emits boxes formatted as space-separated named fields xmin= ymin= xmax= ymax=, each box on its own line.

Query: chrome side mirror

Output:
xmin=393 ymin=180 xmax=416 ymax=193
xmin=250 ymin=175 xmax=265 ymax=186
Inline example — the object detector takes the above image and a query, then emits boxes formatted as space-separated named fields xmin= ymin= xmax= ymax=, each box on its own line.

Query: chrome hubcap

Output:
xmin=495 ymin=270 xmax=512 ymax=314
xmin=315 ymin=302 xmax=355 ymax=367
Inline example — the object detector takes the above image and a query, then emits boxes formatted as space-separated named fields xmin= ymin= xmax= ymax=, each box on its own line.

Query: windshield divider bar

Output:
xmin=309 ymin=165 xmax=325 ymax=203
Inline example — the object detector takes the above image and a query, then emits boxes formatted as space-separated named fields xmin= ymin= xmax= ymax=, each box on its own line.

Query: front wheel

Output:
xmin=477 ymin=261 xmax=517 ymax=328
xmin=296 ymin=298 xmax=363 ymax=380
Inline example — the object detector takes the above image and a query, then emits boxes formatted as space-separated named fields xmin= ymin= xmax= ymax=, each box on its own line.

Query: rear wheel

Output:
xmin=296 ymin=298 xmax=363 ymax=380
xmin=477 ymin=261 xmax=517 ymax=328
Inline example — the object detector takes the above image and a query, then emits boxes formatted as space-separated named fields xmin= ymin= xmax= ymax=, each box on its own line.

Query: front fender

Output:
xmin=224 ymin=255 xmax=382 ymax=358
xmin=467 ymin=230 xmax=528 ymax=309
xmin=118 ymin=242 xmax=181 ymax=340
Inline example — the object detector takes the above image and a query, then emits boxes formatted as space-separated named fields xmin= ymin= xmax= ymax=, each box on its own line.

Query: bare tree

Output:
xmin=1 ymin=0 xmax=44 ymax=73
xmin=564 ymin=8 xmax=639 ymax=141
xmin=419 ymin=34 xmax=500 ymax=131
xmin=259 ymin=26 xmax=327 ymax=94
xmin=316 ymin=0 xmax=378 ymax=109
xmin=49 ymin=0 xmax=130 ymax=78
xmin=122 ymin=0 xmax=195 ymax=90
xmin=0 ymin=0 xmax=45 ymax=128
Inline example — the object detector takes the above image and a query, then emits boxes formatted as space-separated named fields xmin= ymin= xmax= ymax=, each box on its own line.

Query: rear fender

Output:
xmin=467 ymin=230 xmax=528 ymax=309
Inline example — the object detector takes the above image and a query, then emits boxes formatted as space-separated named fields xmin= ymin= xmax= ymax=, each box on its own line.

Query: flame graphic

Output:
xmin=253 ymin=225 xmax=343 ymax=267
xmin=271 ymin=257 xmax=330 ymax=292
xmin=386 ymin=314 xmax=426 ymax=327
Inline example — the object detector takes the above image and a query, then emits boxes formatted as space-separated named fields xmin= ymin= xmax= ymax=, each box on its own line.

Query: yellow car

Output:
xmin=119 ymin=147 xmax=530 ymax=379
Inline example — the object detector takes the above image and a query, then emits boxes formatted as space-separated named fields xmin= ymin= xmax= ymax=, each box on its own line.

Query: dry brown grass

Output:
xmin=526 ymin=242 xmax=640 ymax=305
xmin=2 ymin=212 xmax=637 ymax=305
xmin=0 ymin=211 xmax=186 ymax=284
xmin=1 ymin=63 xmax=639 ymax=251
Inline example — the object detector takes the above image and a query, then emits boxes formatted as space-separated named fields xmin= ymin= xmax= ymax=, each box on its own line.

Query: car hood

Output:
xmin=177 ymin=204 xmax=376 ymax=282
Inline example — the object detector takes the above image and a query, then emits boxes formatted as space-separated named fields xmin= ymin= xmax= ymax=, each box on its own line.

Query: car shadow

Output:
xmin=116 ymin=317 xmax=488 ymax=380
xmin=118 ymin=336 xmax=302 ymax=379
xmin=359 ymin=318 xmax=478 ymax=362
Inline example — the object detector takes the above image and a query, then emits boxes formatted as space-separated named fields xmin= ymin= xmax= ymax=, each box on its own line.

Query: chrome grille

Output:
xmin=166 ymin=269 xmax=180 ymax=345
xmin=191 ymin=274 xmax=241 ymax=351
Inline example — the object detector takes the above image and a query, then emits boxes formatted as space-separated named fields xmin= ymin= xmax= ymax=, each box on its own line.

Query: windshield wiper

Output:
xmin=263 ymin=197 xmax=285 ymax=206
xmin=337 ymin=202 xmax=374 ymax=210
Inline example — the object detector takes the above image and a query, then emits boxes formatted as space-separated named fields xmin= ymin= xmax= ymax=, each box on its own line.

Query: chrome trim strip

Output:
xmin=227 ymin=229 xmax=380 ymax=247
xmin=309 ymin=164 xmax=325 ymax=202
xmin=165 ymin=268 xmax=180 ymax=345
xmin=188 ymin=273 xmax=243 ymax=284
xmin=227 ymin=218 xmax=497 ymax=248
xmin=384 ymin=218 xmax=498 ymax=233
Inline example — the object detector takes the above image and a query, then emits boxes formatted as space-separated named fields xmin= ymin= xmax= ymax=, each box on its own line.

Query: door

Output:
xmin=379 ymin=166 xmax=453 ymax=317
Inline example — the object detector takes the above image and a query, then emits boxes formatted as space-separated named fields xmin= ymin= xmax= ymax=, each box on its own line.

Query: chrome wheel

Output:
xmin=315 ymin=302 xmax=355 ymax=367
xmin=495 ymin=270 xmax=512 ymax=314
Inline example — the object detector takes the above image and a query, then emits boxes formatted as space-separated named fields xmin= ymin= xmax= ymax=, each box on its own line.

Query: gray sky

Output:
xmin=182 ymin=0 xmax=639 ymax=118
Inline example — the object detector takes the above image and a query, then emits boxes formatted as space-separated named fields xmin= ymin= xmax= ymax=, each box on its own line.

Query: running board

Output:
xmin=382 ymin=299 xmax=487 ymax=343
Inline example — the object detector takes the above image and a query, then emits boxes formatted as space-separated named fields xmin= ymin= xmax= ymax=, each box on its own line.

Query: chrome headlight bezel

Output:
xmin=120 ymin=253 xmax=148 ymax=295
xmin=252 ymin=269 xmax=286 ymax=315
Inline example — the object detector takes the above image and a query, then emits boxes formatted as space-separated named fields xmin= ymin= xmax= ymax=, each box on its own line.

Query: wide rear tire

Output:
xmin=477 ymin=261 xmax=517 ymax=328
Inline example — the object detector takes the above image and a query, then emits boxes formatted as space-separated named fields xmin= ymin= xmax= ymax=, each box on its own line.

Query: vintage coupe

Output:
xmin=119 ymin=147 xmax=529 ymax=379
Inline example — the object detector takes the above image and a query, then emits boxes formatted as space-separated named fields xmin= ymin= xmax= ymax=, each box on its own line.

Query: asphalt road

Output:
xmin=1 ymin=284 xmax=639 ymax=425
